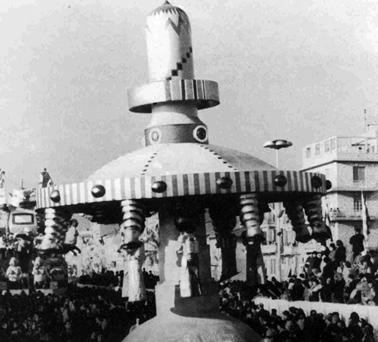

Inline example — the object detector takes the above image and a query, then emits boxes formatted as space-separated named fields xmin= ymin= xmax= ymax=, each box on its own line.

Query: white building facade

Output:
xmin=302 ymin=128 xmax=378 ymax=257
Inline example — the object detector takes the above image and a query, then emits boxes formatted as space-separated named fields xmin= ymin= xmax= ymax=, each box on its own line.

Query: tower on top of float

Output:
xmin=128 ymin=0 xmax=219 ymax=146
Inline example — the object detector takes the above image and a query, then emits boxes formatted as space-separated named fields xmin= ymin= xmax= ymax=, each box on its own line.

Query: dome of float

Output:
xmin=87 ymin=143 xmax=275 ymax=180
xmin=124 ymin=312 xmax=262 ymax=342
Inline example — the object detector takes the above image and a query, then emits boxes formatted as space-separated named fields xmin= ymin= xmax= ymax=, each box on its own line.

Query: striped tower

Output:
xmin=128 ymin=0 xmax=219 ymax=146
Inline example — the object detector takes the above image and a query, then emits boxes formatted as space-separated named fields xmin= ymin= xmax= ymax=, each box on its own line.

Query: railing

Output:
xmin=329 ymin=209 xmax=375 ymax=221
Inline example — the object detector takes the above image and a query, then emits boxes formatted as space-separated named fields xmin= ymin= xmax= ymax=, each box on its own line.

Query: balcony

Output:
xmin=329 ymin=208 xmax=375 ymax=222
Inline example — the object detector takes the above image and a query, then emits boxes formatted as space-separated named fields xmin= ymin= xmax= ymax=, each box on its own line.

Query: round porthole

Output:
xmin=193 ymin=125 xmax=208 ymax=143
xmin=149 ymin=129 xmax=161 ymax=144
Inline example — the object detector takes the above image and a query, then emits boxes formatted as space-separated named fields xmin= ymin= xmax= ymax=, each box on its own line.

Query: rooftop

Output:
xmin=302 ymin=128 xmax=378 ymax=170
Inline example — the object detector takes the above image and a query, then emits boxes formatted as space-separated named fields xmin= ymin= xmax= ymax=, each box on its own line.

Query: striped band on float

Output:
xmin=36 ymin=170 xmax=327 ymax=209
xmin=127 ymin=79 xmax=219 ymax=113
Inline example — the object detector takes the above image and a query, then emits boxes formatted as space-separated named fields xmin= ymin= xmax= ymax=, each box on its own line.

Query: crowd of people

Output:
xmin=77 ymin=269 xmax=158 ymax=290
xmin=0 ymin=222 xmax=377 ymax=341
xmin=220 ymin=280 xmax=375 ymax=342
xmin=0 ymin=285 xmax=156 ymax=342
xmin=259 ymin=236 xmax=378 ymax=306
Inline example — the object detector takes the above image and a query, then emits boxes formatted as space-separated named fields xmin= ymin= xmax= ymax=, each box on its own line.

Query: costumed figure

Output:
xmin=6 ymin=257 xmax=22 ymax=289
xmin=39 ymin=168 xmax=53 ymax=188
xmin=122 ymin=244 xmax=146 ymax=301
xmin=32 ymin=256 xmax=47 ymax=289
xmin=141 ymin=224 xmax=159 ymax=274
xmin=119 ymin=200 xmax=146 ymax=301
xmin=177 ymin=230 xmax=201 ymax=297
xmin=63 ymin=219 xmax=81 ymax=256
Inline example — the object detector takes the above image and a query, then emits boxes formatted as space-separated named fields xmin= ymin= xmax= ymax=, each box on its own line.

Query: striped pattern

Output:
xmin=36 ymin=171 xmax=326 ymax=209
xmin=127 ymin=79 xmax=219 ymax=113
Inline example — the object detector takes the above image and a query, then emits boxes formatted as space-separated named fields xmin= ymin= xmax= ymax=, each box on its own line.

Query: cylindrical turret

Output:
xmin=127 ymin=1 xmax=219 ymax=146
xmin=146 ymin=1 xmax=194 ymax=82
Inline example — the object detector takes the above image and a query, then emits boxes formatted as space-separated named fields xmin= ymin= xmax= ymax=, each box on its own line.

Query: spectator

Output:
xmin=320 ymin=277 xmax=333 ymax=302
xmin=308 ymin=278 xmax=322 ymax=302
xmin=63 ymin=219 xmax=81 ymax=256
xmin=0 ymin=285 xmax=156 ymax=341
xmin=335 ymin=240 xmax=346 ymax=265
xmin=0 ymin=233 xmax=6 ymax=260
xmin=219 ymin=281 xmax=375 ymax=342
xmin=332 ymin=272 xmax=345 ymax=303
xmin=329 ymin=243 xmax=337 ymax=264
xmin=349 ymin=228 xmax=364 ymax=261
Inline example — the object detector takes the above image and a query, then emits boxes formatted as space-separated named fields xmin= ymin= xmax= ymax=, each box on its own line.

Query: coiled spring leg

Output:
xmin=303 ymin=195 xmax=331 ymax=243
xmin=240 ymin=193 xmax=266 ymax=287
xmin=120 ymin=199 xmax=146 ymax=302
xmin=37 ymin=208 xmax=70 ymax=253
xmin=283 ymin=201 xmax=311 ymax=243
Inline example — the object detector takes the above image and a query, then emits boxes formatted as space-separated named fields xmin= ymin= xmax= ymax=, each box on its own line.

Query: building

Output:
xmin=207 ymin=209 xmax=324 ymax=282
xmin=259 ymin=210 xmax=323 ymax=280
xmin=302 ymin=127 xmax=378 ymax=256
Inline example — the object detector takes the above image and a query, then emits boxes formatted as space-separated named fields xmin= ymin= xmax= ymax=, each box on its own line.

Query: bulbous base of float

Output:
xmin=123 ymin=312 xmax=262 ymax=342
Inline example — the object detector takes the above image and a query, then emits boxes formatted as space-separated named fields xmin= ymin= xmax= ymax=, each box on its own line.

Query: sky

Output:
xmin=1 ymin=0 xmax=378 ymax=190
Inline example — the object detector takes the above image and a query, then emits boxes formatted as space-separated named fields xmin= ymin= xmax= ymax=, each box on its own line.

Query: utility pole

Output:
xmin=364 ymin=109 xmax=367 ymax=132
xmin=263 ymin=139 xmax=293 ymax=281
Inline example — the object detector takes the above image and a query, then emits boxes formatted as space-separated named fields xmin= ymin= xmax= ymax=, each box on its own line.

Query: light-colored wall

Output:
xmin=305 ymin=161 xmax=378 ymax=191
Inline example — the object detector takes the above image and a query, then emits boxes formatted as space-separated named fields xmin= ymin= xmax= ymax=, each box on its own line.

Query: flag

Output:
xmin=0 ymin=189 xmax=6 ymax=206
xmin=361 ymin=191 xmax=370 ymax=240
xmin=0 ymin=170 xmax=5 ymax=189
xmin=324 ymin=201 xmax=331 ymax=227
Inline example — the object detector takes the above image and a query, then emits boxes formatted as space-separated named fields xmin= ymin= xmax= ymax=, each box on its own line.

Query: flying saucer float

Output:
xmin=36 ymin=2 xmax=331 ymax=341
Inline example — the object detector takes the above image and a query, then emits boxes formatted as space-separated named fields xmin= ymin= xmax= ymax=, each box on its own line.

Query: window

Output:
xmin=270 ymin=259 xmax=276 ymax=275
xmin=353 ymin=196 xmax=362 ymax=212
xmin=264 ymin=228 xmax=276 ymax=244
xmin=306 ymin=147 xmax=311 ymax=158
xmin=325 ymin=140 xmax=330 ymax=152
xmin=283 ymin=230 xmax=288 ymax=245
xmin=315 ymin=144 xmax=320 ymax=155
xmin=353 ymin=166 xmax=365 ymax=182
xmin=12 ymin=213 xmax=34 ymax=225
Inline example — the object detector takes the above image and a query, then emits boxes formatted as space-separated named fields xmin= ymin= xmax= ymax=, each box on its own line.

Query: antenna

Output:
xmin=364 ymin=108 xmax=367 ymax=132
